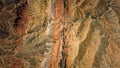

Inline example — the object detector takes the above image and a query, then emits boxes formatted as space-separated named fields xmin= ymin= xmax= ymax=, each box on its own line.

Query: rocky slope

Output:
xmin=0 ymin=0 xmax=120 ymax=68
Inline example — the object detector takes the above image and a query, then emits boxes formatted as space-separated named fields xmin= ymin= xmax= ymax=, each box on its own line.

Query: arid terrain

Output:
xmin=0 ymin=0 xmax=120 ymax=68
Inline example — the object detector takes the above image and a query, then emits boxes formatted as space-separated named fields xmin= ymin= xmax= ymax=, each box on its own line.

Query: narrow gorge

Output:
xmin=0 ymin=0 xmax=120 ymax=68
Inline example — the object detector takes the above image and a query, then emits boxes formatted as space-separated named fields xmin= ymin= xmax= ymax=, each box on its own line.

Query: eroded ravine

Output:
xmin=0 ymin=0 xmax=120 ymax=68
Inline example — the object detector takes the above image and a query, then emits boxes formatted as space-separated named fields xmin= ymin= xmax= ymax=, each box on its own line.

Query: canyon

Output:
xmin=0 ymin=0 xmax=120 ymax=68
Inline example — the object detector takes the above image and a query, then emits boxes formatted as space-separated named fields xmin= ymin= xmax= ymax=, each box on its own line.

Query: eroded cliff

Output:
xmin=0 ymin=0 xmax=120 ymax=68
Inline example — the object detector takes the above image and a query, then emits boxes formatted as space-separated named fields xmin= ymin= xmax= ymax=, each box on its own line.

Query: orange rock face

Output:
xmin=49 ymin=0 xmax=64 ymax=68
xmin=0 ymin=0 xmax=120 ymax=68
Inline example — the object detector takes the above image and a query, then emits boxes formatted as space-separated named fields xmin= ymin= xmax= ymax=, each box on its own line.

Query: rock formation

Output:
xmin=0 ymin=0 xmax=120 ymax=68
